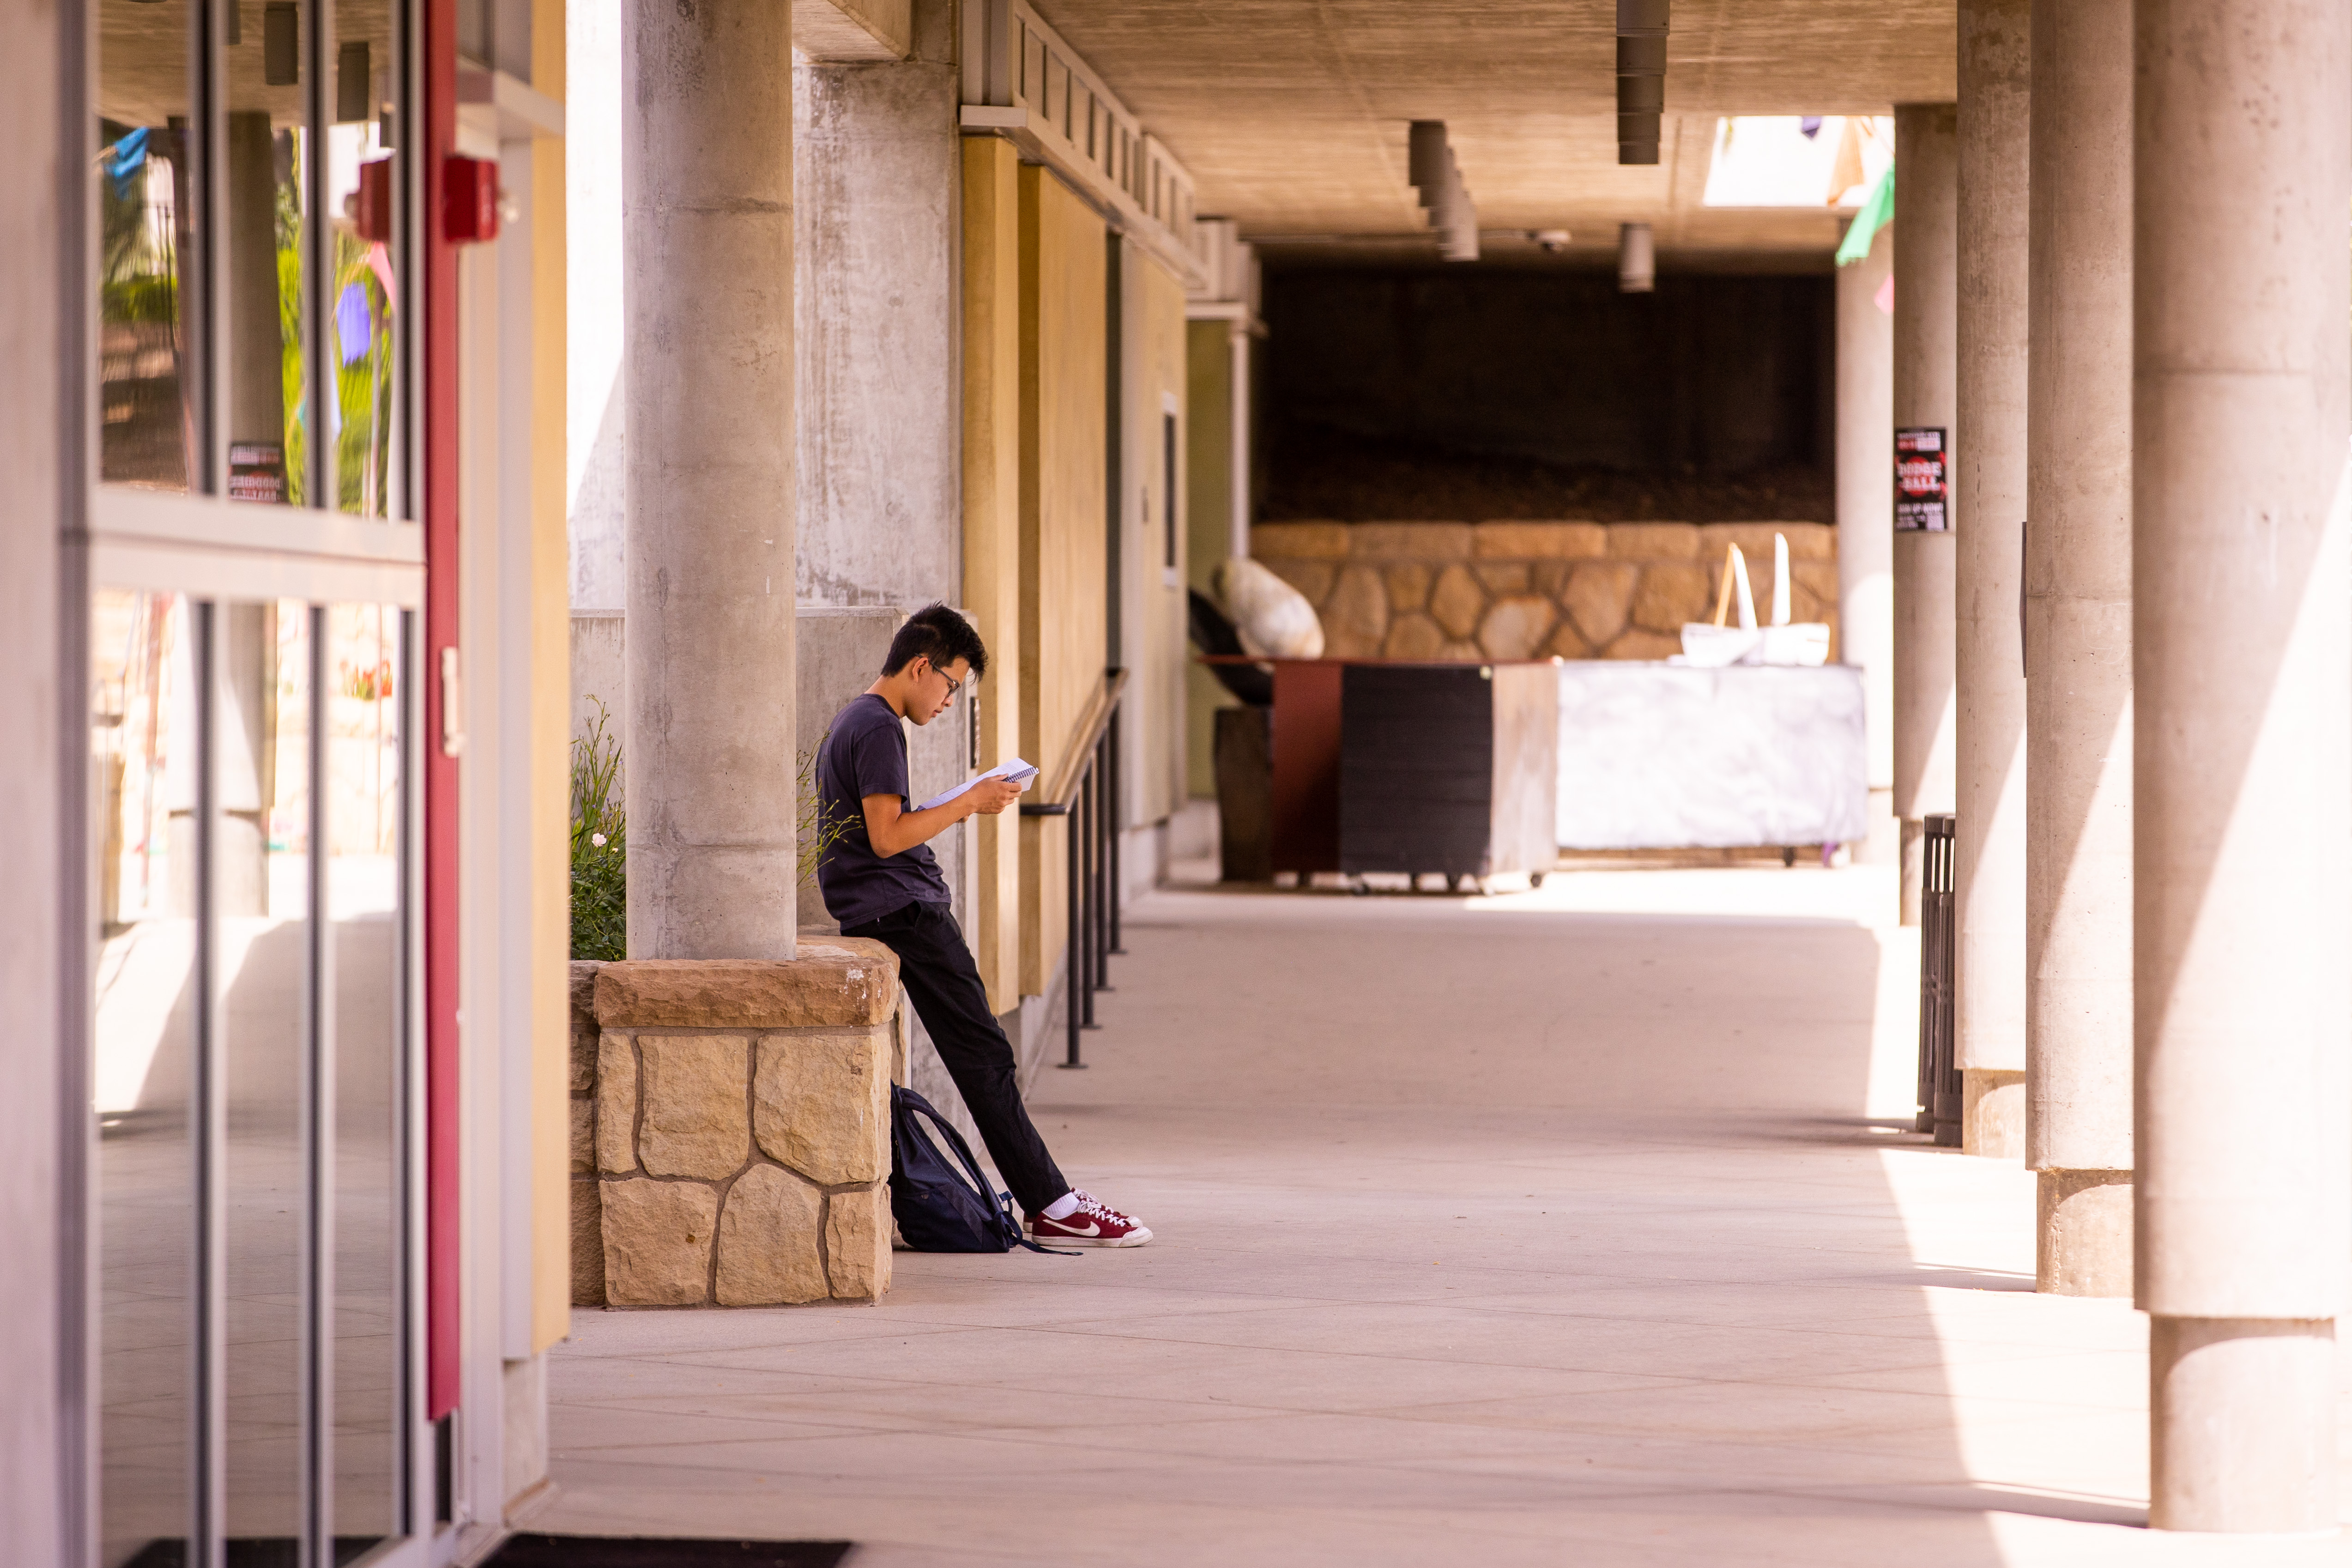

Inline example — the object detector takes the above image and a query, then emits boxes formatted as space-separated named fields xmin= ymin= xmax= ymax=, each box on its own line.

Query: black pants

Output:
xmin=843 ymin=900 xmax=1070 ymax=1215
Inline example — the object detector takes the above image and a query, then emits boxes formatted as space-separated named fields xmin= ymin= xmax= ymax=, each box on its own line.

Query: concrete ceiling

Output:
xmin=1030 ymin=0 xmax=1956 ymax=265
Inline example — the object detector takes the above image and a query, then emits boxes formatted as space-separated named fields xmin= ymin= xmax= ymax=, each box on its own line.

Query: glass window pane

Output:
xmin=95 ymin=589 xmax=198 ymax=1567
xmin=327 ymin=2 xmax=402 ymax=518
xmin=328 ymin=604 xmax=404 ymax=1551
xmin=222 ymin=601 xmax=309 ymax=1557
xmin=97 ymin=2 xmax=196 ymax=490
xmin=226 ymin=1 xmax=311 ymax=506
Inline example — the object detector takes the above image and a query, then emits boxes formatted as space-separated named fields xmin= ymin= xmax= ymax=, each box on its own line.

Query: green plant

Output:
xmin=570 ymin=710 xmax=849 ymax=961
xmin=798 ymin=730 xmax=855 ymax=888
xmin=570 ymin=698 xmax=626 ymax=961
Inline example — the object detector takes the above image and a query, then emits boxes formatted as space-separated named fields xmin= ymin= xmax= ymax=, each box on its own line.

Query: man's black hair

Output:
xmin=882 ymin=603 xmax=988 ymax=680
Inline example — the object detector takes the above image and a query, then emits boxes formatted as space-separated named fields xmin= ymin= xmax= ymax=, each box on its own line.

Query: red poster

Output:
xmin=1895 ymin=426 xmax=1948 ymax=531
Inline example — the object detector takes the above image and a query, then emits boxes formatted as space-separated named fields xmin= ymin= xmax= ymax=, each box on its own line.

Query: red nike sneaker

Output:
xmin=1027 ymin=1190 xmax=1153 ymax=1247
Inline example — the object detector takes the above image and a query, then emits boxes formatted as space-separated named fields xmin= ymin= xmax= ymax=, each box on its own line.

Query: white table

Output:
xmin=1556 ymin=662 xmax=1868 ymax=849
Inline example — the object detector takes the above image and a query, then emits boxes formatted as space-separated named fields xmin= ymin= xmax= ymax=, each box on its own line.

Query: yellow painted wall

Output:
xmin=960 ymin=137 xmax=1024 ymax=1011
xmin=529 ymin=0 xmax=570 ymax=1354
xmin=1185 ymin=317 xmax=1240 ymax=799
xmin=1017 ymin=167 xmax=1106 ymax=998
xmin=1120 ymin=246 xmax=1189 ymax=829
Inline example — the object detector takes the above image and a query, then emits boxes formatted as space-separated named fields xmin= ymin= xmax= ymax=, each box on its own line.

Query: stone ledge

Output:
xmin=594 ymin=948 xmax=900 ymax=1029
xmin=574 ymin=949 xmax=901 ymax=1308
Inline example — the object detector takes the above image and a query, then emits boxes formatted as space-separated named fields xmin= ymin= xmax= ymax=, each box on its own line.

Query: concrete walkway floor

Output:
xmin=537 ymin=868 xmax=2352 ymax=1566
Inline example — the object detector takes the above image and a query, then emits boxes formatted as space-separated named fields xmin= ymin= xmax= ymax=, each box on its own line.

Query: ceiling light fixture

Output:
xmin=1619 ymin=222 xmax=1655 ymax=293
xmin=1408 ymin=120 xmax=1480 ymax=261
xmin=1617 ymin=0 xmax=1668 ymax=165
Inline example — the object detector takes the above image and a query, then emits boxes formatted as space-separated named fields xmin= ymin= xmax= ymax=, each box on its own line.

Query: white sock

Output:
xmin=1040 ymin=1191 xmax=1082 ymax=1221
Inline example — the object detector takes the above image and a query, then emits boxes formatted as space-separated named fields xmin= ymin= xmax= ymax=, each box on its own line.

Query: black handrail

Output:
xmin=1021 ymin=669 xmax=1128 ymax=1069
xmin=1916 ymin=813 xmax=1959 ymax=1146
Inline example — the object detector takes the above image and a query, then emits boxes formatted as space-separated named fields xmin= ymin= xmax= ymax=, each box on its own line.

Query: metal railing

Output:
xmin=1915 ymin=813 xmax=1960 ymax=1146
xmin=1021 ymin=669 xmax=1128 ymax=1069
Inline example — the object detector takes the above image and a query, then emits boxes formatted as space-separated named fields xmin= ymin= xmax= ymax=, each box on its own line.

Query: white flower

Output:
xmin=590 ymin=832 xmax=607 ymax=848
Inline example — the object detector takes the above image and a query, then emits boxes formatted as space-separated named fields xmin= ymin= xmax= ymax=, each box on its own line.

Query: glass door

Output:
xmin=92 ymin=4 xmax=426 ymax=1566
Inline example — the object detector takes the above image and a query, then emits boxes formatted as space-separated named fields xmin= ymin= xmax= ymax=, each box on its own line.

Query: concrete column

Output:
xmin=1890 ymin=103 xmax=1956 ymax=925
xmin=622 ymin=0 xmax=798 ymax=960
xmin=1953 ymin=0 xmax=2029 ymax=1157
xmin=1835 ymin=218 xmax=1895 ymax=866
xmin=2023 ymin=0 xmax=2132 ymax=1295
xmin=0 ymin=0 xmax=76 ymax=1558
xmin=2135 ymin=0 xmax=2351 ymax=1532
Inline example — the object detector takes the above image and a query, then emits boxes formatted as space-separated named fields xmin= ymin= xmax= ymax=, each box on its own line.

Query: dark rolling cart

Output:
xmin=1338 ymin=662 xmax=1559 ymax=891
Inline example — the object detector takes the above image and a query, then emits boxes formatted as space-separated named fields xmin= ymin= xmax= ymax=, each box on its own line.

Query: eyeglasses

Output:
xmin=932 ymin=663 xmax=963 ymax=702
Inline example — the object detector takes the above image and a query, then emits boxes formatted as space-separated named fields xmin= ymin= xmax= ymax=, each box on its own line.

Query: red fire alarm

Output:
xmin=353 ymin=156 xmax=393 ymax=242
xmin=443 ymin=155 xmax=500 ymax=243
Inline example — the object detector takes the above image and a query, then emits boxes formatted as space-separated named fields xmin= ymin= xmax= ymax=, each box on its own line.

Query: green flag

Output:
xmin=1836 ymin=163 xmax=1894 ymax=266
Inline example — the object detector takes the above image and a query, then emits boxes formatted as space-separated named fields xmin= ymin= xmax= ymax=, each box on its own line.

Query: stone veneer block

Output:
xmin=1478 ymin=595 xmax=1556 ymax=660
xmin=1605 ymin=523 xmax=1701 ymax=559
xmin=1384 ymin=613 xmax=1445 ymax=660
xmin=637 ymin=1034 xmax=753 ymax=1180
xmin=569 ymin=962 xmax=602 ymax=1092
xmin=1563 ymin=561 xmax=1639 ymax=645
xmin=1546 ymin=620 xmax=1594 ymax=659
xmin=754 ymin=1032 xmax=889 ymax=1185
xmin=1348 ymin=522 xmax=1471 ymax=561
xmin=1263 ymin=558 xmax=1335 ymax=605
xmin=1427 ymin=565 xmax=1485 ymax=640
xmin=595 ymin=951 xmax=898 ymax=1030
xmin=1612 ymin=629 xmax=1684 ymax=661
xmin=826 ymin=1185 xmax=893 ymax=1301
xmin=1384 ymin=562 xmax=1432 ymax=612
xmin=569 ymin=1178 xmax=606 ymax=1306
xmin=1474 ymin=521 xmax=1608 ymax=559
xmin=1321 ymin=565 xmax=1390 ymax=656
xmin=715 ymin=1164 xmax=828 ymax=1306
xmin=1791 ymin=560 xmax=1841 ymax=609
xmin=601 ymin=1179 xmax=720 ymax=1306
xmin=1248 ymin=521 xmax=1350 ymax=559
xmin=595 ymin=1033 xmax=638 ymax=1174
xmin=1698 ymin=521 xmax=1835 ymax=561
xmin=569 ymin=1098 xmax=596 ymax=1176
xmin=1631 ymin=562 xmax=1711 ymax=633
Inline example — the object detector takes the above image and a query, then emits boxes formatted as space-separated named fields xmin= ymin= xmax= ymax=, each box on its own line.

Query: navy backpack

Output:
xmin=888 ymin=1085 xmax=1073 ymax=1255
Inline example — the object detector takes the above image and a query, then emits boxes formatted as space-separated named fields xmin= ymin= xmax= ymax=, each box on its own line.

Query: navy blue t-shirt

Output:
xmin=816 ymin=693 xmax=952 ymax=929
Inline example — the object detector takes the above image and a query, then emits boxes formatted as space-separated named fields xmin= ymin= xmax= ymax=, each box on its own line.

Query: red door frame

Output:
xmin=421 ymin=0 xmax=461 ymax=1422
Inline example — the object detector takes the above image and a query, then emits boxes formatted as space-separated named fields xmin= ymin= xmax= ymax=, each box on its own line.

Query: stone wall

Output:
xmin=1249 ymin=521 xmax=1839 ymax=663
xmin=571 ymin=944 xmax=902 ymax=1308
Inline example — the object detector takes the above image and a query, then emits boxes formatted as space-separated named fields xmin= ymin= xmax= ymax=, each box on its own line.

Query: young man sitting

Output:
xmin=817 ymin=604 xmax=1151 ymax=1247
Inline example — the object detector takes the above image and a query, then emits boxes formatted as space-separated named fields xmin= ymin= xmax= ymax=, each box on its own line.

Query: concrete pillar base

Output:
xmin=1899 ymin=818 xmax=1924 ymax=926
xmin=1959 ymin=1068 xmax=2023 ymax=1157
xmin=2035 ymin=1168 xmax=2131 ymax=1296
xmin=2150 ymin=1317 xmax=2337 ymax=1533
xmin=1855 ymin=787 xmax=1900 ymax=866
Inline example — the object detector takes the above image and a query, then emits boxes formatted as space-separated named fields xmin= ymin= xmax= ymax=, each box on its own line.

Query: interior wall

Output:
xmin=793 ymin=0 xmax=961 ymax=609
xmin=960 ymin=136 xmax=1025 ymax=1009
xmin=1017 ymin=167 xmax=1108 ymax=998
xmin=1119 ymin=242 xmax=1190 ymax=836
xmin=1185 ymin=316 xmax=1241 ymax=799
xmin=526 ymin=0 xmax=572 ymax=1362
